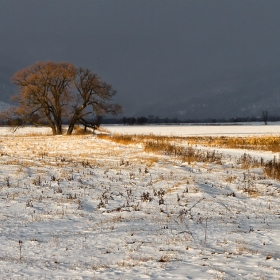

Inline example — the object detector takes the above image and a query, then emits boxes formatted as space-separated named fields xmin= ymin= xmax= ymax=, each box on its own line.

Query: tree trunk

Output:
xmin=53 ymin=114 xmax=63 ymax=135
xmin=67 ymin=123 xmax=75 ymax=135
xmin=56 ymin=124 xmax=63 ymax=135
xmin=67 ymin=112 xmax=81 ymax=135
xmin=45 ymin=111 xmax=58 ymax=135
xmin=51 ymin=126 xmax=57 ymax=135
xmin=67 ymin=117 xmax=78 ymax=135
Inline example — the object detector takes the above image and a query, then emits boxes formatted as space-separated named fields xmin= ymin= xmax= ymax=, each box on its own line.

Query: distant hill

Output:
xmin=135 ymin=66 xmax=280 ymax=120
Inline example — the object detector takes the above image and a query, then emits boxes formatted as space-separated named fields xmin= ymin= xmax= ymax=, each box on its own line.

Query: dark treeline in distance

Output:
xmin=100 ymin=114 xmax=280 ymax=125
xmin=2 ymin=114 xmax=280 ymax=127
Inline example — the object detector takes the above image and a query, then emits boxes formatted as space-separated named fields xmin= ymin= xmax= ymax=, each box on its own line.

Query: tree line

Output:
xmin=101 ymin=114 xmax=280 ymax=125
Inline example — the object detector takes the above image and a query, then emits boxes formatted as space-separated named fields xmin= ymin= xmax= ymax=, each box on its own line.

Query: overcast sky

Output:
xmin=1 ymin=0 xmax=280 ymax=116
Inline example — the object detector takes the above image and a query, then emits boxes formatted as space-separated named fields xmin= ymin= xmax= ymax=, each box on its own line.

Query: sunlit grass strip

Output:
xmin=98 ymin=133 xmax=280 ymax=152
xmin=185 ymin=135 xmax=280 ymax=152
xmin=97 ymin=133 xmax=222 ymax=164
xmin=98 ymin=133 xmax=280 ymax=181
xmin=97 ymin=133 xmax=180 ymax=144
xmin=144 ymin=140 xmax=222 ymax=164
xmin=97 ymin=133 xmax=136 ymax=145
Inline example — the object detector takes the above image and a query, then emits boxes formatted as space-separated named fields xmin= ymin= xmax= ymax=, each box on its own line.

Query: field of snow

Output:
xmin=104 ymin=123 xmax=280 ymax=137
xmin=0 ymin=126 xmax=280 ymax=279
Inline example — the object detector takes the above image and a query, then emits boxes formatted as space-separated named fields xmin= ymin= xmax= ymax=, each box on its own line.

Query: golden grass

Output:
xmin=97 ymin=133 xmax=181 ymax=145
xmin=166 ymin=182 xmax=182 ymax=194
xmin=98 ymin=133 xmax=135 ymax=145
xmin=72 ymin=126 xmax=93 ymax=135
xmin=146 ymin=156 xmax=159 ymax=166
xmin=19 ymin=132 xmax=53 ymax=137
xmin=97 ymin=133 xmax=280 ymax=182
xmin=133 ymin=156 xmax=159 ymax=166
xmin=99 ymin=133 xmax=280 ymax=153
xmin=246 ymin=189 xmax=261 ymax=198
xmin=185 ymin=135 xmax=280 ymax=152
xmin=224 ymin=176 xmax=237 ymax=184
xmin=98 ymin=133 xmax=280 ymax=153
xmin=98 ymin=134 xmax=223 ymax=164
xmin=3 ymin=131 xmax=280 ymax=183
xmin=97 ymin=126 xmax=111 ymax=134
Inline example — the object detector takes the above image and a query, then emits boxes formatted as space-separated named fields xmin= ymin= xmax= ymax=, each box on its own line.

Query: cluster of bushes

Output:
xmin=100 ymin=115 xmax=280 ymax=125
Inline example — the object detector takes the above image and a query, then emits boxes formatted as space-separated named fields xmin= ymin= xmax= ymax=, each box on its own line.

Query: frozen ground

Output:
xmin=0 ymin=126 xmax=280 ymax=279
xmin=104 ymin=123 xmax=280 ymax=137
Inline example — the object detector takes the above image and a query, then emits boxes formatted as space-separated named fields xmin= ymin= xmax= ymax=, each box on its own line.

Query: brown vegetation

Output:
xmin=185 ymin=135 xmax=280 ymax=152
xmin=98 ymin=133 xmax=280 ymax=181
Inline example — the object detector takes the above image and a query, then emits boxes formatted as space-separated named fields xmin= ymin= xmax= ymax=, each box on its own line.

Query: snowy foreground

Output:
xmin=0 ymin=126 xmax=280 ymax=279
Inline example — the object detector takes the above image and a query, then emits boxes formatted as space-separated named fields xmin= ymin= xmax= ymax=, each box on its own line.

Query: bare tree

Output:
xmin=66 ymin=68 xmax=122 ymax=135
xmin=148 ymin=115 xmax=154 ymax=124
xmin=79 ymin=115 xmax=102 ymax=133
xmin=262 ymin=111 xmax=268 ymax=125
xmin=11 ymin=61 xmax=75 ymax=135
xmin=10 ymin=62 xmax=122 ymax=135
xmin=122 ymin=116 xmax=127 ymax=125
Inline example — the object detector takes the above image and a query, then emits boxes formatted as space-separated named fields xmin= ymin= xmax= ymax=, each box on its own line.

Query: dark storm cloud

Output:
xmin=1 ymin=0 xmax=280 ymax=117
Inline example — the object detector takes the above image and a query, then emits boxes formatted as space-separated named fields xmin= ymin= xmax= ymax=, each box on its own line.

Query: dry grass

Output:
xmin=20 ymin=132 xmax=53 ymax=137
xmin=224 ymin=176 xmax=237 ymax=184
xmin=99 ymin=134 xmax=280 ymax=153
xmin=98 ymin=133 xmax=135 ymax=145
xmin=185 ymin=135 xmax=280 ymax=153
xmin=97 ymin=126 xmax=111 ymax=134
xmin=158 ymin=254 xmax=171 ymax=262
xmin=72 ymin=126 xmax=93 ymax=135
xmin=237 ymin=153 xmax=261 ymax=169
xmin=236 ymin=241 xmax=258 ymax=255
xmin=98 ymin=134 xmax=223 ymax=164
xmin=97 ymin=133 xmax=180 ymax=145
xmin=98 ymin=133 xmax=280 ymax=182
xmin=166 ymin=182 xmax=182 ymax=194
xmin=246 ymin=189 xmax=261 ymax=198
xmin=264 ymin=157 xmax=280 ymax=180
xmin=144 ymin=156 xmax=159 ymax=166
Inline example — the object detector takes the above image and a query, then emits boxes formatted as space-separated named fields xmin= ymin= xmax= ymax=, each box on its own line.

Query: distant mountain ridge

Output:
xmin=137 ymin=66 xmax=280 ymax=119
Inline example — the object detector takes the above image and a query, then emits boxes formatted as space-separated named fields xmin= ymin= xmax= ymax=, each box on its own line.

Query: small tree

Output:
xmin=148 ymin=115 xmax=154 ymax=124
xmin=122 ymin=116 xmax=127 ymax=125
xmin=262 ymin=111 xmax=268 ymax=125
xmin=137 ymin=116 xmax=148 ymax=125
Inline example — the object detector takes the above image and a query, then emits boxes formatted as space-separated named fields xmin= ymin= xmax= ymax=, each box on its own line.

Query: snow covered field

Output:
xmin=104 ymin=123 xmax=280 ymax=137
xmin=0 ymin=126 xmax=280 ymax=279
